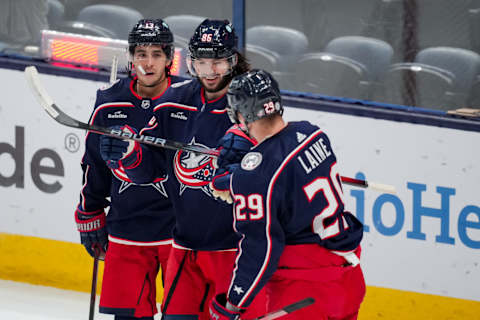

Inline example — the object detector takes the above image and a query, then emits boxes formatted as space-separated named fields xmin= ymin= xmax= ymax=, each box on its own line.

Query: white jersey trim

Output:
xmin=109 ymin=235 xmax=172 ymax=246
xmin=153 ymin=102 xmax=198 ymax=112
xmin=172 ymin=241 xmax=237 ymax=252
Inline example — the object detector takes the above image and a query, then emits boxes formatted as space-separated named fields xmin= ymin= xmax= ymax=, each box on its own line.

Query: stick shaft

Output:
xmin=251 ymin=297 xmax=315 ymax=320
xmin=24 ymin=66 xmax=395 ymax=193
xmin=89 ymin=248 xmax=100 ymax=320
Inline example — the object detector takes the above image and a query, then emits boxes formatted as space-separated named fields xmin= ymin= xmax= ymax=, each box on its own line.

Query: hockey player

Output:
xmin=98 ymin=19 xmax=267 ymax=320
xmin=208 ymin=69 xmax=366 ymax=320
xmin=75 ymin=19 xmax=183 ymax=320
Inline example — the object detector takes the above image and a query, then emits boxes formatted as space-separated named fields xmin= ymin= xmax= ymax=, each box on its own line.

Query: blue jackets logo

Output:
xmin=173 ymin=138 xmax=215 ymax=196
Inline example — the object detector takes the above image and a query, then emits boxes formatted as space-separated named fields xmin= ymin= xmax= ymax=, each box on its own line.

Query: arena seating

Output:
xmin=76 ymin=4 xmax=142 ymax=40
xmin=380 ymin=47 xmax=480 ymax=110
xmin=291 ymin=36 xmax=393 ymax=100
xmin=246 ymin=25 xmax=309 ymax=90
xmin=164 ymin=15 xmax=206 ymax=48
xmin=47 ymin=0 xmax=65 ymax=30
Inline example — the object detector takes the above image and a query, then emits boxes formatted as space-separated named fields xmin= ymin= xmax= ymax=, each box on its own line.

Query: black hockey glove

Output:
xmin=215 ymin=124 xmax=257 ymax=175
xmin=210 ymin=124 xmax=257 ymax=204
xmin=99 ymin=125 xmax=141 ymax=169
xmin=75 ymin=208 xmax=108 ymax=259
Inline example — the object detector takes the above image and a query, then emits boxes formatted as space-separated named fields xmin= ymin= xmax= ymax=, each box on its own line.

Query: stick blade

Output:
xmin=368 ymin=182 xmax=396 ymax=194
xmin=24 ymin=66 xmax=86 ymax=129
xmin=24 ymin=66 xmax=58 ymax=118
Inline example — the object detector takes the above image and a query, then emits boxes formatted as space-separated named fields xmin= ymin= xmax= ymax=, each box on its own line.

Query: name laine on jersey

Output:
xmin=170 ymin=111 xmax=188 ymax=120
xmin=107 ymin=111 xmax=128 ymax=119
xmin=297 ymin=138 xmax=332 ymax=174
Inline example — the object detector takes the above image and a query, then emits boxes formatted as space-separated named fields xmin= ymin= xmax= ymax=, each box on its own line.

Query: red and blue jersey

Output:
xmin=226 ymin=121 xmax=364 ymax=308
xmin=77 ymin=75 xmax=182 ymax=243
xmin=125 ymin=78 xmax=241 ymax=251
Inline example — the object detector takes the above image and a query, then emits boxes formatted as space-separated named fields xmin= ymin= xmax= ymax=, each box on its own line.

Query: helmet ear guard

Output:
xmin=226 ymin=69 xmax=283 ymax=124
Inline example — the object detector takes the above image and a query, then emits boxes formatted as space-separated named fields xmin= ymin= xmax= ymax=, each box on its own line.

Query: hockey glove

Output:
xmin=210 ymin=171 xmax=234 ymax=204
xmin=99 ymin=125 xmax=141 ymax=169
xmin=215 ymin=124 xmax=257 ymax=174
xmin=209 ymin=293 xmax=244 ymax=320
xmin=75 ymin=208 xmax=108 ymax=260
xmin=209 ymin=125 xmax=257 ymax=204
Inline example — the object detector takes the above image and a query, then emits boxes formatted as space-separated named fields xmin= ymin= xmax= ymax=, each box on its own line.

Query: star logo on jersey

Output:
xmin=296 ymin=131 xmax=307 ymax=143
xmin=111 ymin=166 xmax=168 ymax=197
xmin=173 ymin=138 xmax=216 ymax=196
xmin=233 ymin=285 xmax=244 ymax=295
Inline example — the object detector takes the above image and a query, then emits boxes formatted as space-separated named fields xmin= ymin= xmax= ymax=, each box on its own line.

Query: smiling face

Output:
xmin=132 ymin=44 xmax=171 ymax=88
xmin=186 ymin=54 xmax=238 ymax=99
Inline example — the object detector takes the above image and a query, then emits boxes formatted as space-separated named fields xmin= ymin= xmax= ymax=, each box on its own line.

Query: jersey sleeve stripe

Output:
xmin=79 ymin=164 xmax=90 ymax=210
xmin=235 ymin=128 xmax=324 ymax=307
xmin=153 ymin=102 xmax=198 ymax=112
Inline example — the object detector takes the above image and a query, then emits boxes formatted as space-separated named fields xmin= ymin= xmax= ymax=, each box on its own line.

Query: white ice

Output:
xmin=0 ymin=279 xmax=162 ymax=319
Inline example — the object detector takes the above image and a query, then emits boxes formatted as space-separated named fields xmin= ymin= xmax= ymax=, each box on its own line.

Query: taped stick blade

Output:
xmin=24 ymin=66 xmax=59 ymax=118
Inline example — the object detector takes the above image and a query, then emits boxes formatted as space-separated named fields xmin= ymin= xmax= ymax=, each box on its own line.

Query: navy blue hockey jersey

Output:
xmin=78 ymin=76 xmax=182 ymax=242
xmin=125 ymin=78 xmax=240 ymax=250
xmin=226 ymin=121 xmax=364 ymax=307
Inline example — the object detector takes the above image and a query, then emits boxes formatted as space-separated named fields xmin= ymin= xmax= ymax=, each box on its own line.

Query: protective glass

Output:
xmin=187 ymin=54 xmax=237 ymax=77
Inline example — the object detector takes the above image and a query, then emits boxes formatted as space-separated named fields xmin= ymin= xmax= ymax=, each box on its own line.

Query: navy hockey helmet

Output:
xmin=188 ymin=19 xmax=238 ymax=59
xmin=128 ymin=19 xmax=174 ymax=60
xmin=227 ymin=69 xmax=283 ymax=124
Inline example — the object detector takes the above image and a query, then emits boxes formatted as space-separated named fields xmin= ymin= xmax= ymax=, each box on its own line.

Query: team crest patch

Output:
xmin=241 ymin=152 xmax=262 ymax=171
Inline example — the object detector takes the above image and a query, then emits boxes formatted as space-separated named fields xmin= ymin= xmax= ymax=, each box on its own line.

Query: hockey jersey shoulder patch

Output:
xmin=241 ymin=152 xmax=262 ymax=171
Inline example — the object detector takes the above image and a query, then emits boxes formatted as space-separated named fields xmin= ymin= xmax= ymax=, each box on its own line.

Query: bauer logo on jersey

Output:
xmin=173 ymin=138 xmax=216 ymax=196
xmin=241 ymin=152 xmax=262 ymax=171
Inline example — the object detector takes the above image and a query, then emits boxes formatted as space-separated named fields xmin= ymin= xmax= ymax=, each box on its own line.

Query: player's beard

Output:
xmin=202 ymin=73 xmax=233 ymax=93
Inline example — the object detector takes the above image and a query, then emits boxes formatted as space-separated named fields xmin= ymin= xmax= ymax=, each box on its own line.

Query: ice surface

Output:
xmin=0 ymin=280 xmax=162 ymax=319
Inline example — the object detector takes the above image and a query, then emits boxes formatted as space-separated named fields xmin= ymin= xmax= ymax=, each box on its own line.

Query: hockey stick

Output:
xmin=340 ymin=176 xmax=396 ymax=194
xmin=24 ymin=66 xmax=395 ymax=193
xmin=24 ymin=66 xmax=219 ymax=157
xmin=89 ymin=246 xmax=101 ymax=320
xmin=109 ymin=55 xmax=118 ymax=84
xmin=249 ymin=297 xmax=315 ymax=320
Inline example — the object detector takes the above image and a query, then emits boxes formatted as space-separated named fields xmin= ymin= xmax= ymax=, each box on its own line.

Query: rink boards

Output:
xmin=0 ymin=67 xmax=479 ymax=319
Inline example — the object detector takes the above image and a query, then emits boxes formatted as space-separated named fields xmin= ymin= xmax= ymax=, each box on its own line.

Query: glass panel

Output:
xmin=245 ymin=0 xmax=480 ymax=111
xmin=2 ymin=0 xmax=480 ymax=111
